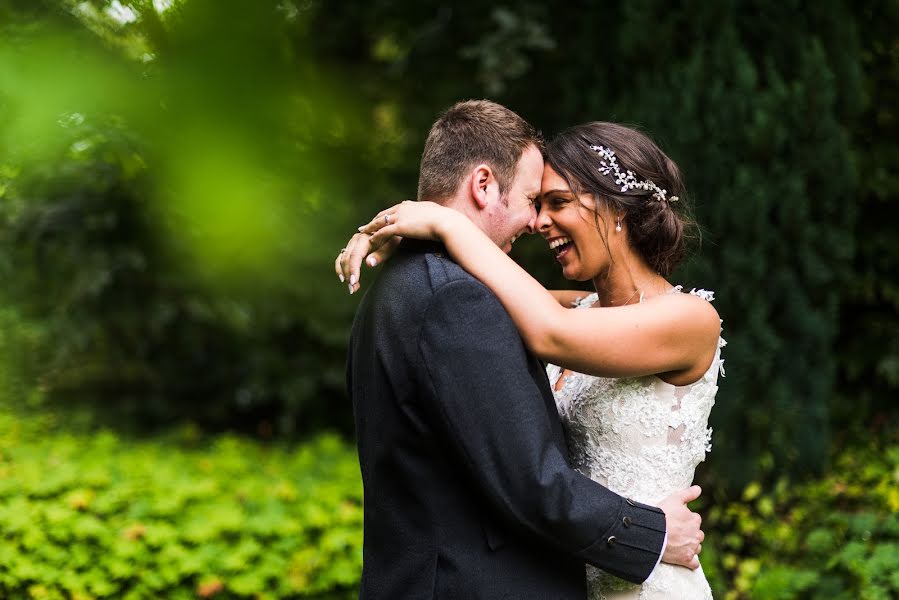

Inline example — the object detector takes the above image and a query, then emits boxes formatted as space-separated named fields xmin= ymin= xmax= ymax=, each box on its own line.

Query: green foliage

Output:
xmin=0 ymin=410 xmax=363 ymax=599
xmin=3 ymin=402 xmax=898 ymax=598
xmin=1 ymin=0 xmax=896 ymax=494
xmin=307 ymin=0 xmax=896 ymax=491
xmin=832 ymin=0 xmax=899 ymax=439
xmin=0 ymin=117 xmax=357 ymax=434
xmin=0 ymin=0 xmax=379 ymax=434
xmin=701 ymin=436 xmax=899 ymax=598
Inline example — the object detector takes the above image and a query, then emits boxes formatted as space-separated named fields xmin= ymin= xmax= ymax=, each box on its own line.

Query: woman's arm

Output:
xmin=357 ymin=202 xmax=720 ymax=380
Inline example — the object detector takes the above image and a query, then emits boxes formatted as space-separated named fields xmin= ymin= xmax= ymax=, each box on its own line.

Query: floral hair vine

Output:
xmin=587 ymin=144 xmax=679 ymax=203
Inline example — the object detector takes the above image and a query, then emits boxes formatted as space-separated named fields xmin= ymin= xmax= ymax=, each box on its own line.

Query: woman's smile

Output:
xmin=548 ymin=235 xmax=575 ymax=262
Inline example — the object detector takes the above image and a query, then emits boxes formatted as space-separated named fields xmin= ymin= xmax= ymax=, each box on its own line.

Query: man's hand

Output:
xmin=658 ymin=485 xmax=704 ymax=569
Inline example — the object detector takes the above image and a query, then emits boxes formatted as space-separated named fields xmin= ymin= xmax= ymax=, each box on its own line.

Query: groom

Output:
xmin=345 ymin=100 xmax=703 ymax=599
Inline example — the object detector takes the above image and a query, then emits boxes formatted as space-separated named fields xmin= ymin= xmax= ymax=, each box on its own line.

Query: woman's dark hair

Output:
xmin=544 ymin=122 xmax=696 ymax=277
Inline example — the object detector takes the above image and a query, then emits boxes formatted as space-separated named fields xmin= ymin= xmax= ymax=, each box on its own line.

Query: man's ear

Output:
xmin=468 ymin=163 xmax=495 ymax=210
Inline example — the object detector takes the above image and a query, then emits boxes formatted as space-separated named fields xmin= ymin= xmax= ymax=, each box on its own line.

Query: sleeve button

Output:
xmin=606 ymin=535 xmax=616 ymax=547
xmin=622 ymin=516 xmax=632 ymax=527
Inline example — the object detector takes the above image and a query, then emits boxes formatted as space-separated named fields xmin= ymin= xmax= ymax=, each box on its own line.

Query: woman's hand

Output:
xmin=336 ymin=200 xmax=456 ymax=294
xmin=334 ymin=231 xmax=402 ymax=294
xmin=359 ymin=200 xmax=456 ymax=247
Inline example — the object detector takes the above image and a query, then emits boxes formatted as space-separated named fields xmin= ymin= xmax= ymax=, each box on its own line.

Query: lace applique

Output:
xmin=550 ymin=288 xmax=721 ymax=599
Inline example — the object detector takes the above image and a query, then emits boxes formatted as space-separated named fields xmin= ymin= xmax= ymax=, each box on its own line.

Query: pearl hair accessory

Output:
xmin=588 ymin=145 xmax=679 ymax=203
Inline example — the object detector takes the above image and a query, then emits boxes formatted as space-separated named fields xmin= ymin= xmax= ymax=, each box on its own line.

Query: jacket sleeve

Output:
xmin=417 ymin=278 xmax=666 ymax=583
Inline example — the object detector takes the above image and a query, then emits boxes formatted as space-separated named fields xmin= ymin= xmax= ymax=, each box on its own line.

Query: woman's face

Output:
xmin=535 ymin=165 xmax=617 ymax=281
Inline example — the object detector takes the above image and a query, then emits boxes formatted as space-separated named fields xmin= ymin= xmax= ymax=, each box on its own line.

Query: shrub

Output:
xmin=701 ymin=434 xmax=899 ymax=599
xmin=0 ymin=99 xmax=358 ymax=438
xmin=2 ymin=401 xmax=898 ymax=598
xmin=0 ymin=3 xmax=367 ymax=436
xmin=0 ymin=411 xmax=363 ymax=599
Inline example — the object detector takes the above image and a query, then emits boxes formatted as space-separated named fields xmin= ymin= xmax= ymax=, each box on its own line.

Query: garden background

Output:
xmin=0 ymin=0 xmax=896 ymax=598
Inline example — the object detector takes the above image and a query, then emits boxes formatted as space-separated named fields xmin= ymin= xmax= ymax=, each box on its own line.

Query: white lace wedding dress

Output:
xmin=548 ymin=288 xmax=725 ymax=600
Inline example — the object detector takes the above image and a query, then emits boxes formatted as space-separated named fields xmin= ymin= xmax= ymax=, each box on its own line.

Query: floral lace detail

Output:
xmin=549 ymin=289 xmax=722 ymax=599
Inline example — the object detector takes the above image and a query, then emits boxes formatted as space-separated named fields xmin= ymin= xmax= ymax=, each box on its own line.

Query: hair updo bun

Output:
xmin=544 ymin=122 xmax=695 ymax=277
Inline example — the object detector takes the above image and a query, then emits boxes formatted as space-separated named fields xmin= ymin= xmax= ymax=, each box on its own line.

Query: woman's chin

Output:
xmin=561 ymin=264 xmax=595 ymax=282
xmin=560 ymin=264 xmax=581 ymax=281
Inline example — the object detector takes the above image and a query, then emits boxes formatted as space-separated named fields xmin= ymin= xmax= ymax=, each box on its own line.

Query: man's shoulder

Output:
xmin=384 ymin=245 xmax=490 ymax=300
xmin=423 ymin=252 xmax=480 ymax=291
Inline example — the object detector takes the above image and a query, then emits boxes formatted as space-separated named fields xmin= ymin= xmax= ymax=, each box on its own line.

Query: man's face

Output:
xmin=488 ymin=144 xmax=544 ymax=253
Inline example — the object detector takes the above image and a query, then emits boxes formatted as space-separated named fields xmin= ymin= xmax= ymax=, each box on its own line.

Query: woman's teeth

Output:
xmin=550 ymin=236 xmax=573 ymax=255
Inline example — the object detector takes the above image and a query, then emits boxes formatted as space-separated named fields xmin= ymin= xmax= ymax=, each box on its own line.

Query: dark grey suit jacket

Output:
xmin=347 ymin=240 xmax=666 ymax=599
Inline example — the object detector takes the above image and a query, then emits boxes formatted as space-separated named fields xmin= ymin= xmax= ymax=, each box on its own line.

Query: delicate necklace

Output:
xmin=605 ymin=287 xmax=643 ymax=306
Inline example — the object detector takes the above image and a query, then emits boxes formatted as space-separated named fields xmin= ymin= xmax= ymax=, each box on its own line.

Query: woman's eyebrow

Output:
xmin=538 ymin=189 xmax=572 ymax=199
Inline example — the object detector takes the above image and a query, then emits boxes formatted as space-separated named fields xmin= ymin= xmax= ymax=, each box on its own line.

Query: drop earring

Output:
xmin=615 ymin=217 xmax=622 ymax=233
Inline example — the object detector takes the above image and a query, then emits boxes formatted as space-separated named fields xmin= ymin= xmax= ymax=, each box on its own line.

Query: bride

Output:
xmin=338 ymin=122 xmax=723 ymax=599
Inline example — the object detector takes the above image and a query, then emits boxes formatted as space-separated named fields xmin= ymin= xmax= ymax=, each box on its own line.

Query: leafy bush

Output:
xmin=2 ymin=398 xmax=899 ymax=598
xmin=0 ymin=126 xmax=355 ymax=436
xmin=701 ymin=433 xmax=899 ymax=599
xmin=0 ymin=411 xmax=363 ymax=599
xmin=0 ymin=3 xmax=367 ymax=435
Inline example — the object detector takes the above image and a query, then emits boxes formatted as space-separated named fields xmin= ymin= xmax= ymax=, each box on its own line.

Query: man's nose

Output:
xmin=525 ymin=203 xmax=538 ymax=234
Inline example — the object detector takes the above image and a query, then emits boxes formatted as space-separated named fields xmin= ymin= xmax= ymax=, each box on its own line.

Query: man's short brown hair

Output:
xmin=417 ymin=100 xmax=542 ymax=204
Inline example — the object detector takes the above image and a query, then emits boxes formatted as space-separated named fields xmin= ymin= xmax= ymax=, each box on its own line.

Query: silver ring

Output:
xmin=384 ymin=214 xmax=391 ymax=225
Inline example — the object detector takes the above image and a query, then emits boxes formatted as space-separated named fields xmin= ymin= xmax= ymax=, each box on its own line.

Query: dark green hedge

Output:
xmin=1 ymin=0 xmax=896 ymax=494
xmin=307 ymin=0 xmax=893 ymax=490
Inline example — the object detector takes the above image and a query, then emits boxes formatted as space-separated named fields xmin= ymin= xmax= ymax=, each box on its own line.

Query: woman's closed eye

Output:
xmin=536 ymin=196 xmax=568 ymax=212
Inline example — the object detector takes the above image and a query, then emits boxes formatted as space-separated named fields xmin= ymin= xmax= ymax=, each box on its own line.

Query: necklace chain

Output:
xmin=606 ymin=287 xmax=642 ymax=306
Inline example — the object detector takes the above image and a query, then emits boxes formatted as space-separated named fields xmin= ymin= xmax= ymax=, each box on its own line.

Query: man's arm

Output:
xmin=417 ymin=278 xmax=666 ymax=584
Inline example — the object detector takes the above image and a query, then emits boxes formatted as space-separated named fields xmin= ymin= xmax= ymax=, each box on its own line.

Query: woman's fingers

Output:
xmin=340 ymin=233 xmax=371 ymax=293
xmin=360 ymin=211 xmax=397 ymax=235
xmin=334 ymin=247 xmax=348 ymax=283
xmin=341 ymin=201 xmax=417 ymax=293
xmin=337 ymin=230 xmax=403 ymax=294
xmin=337 ymin=234 xmax=366 ymax=284
xmin=368 ymin=224 xmax=401 ymax=251
xmin=360 ymin=200 xmax=413 ymax=235
xmin=365 ymin=236 xmax=402 ymax=268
